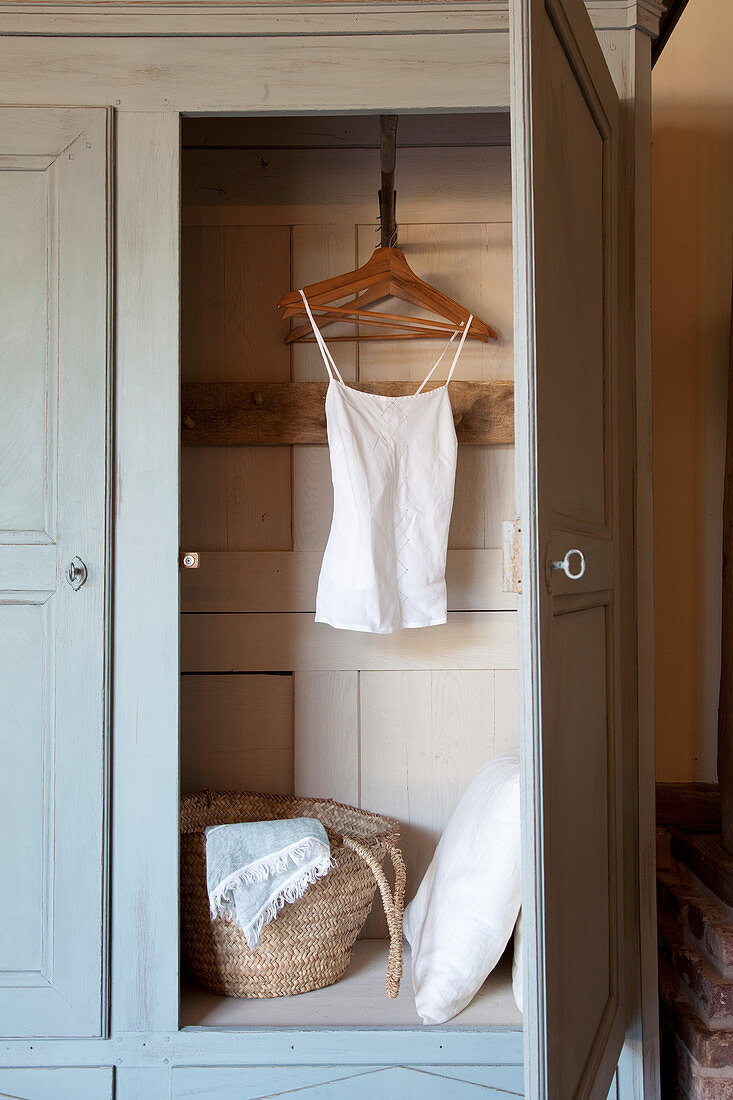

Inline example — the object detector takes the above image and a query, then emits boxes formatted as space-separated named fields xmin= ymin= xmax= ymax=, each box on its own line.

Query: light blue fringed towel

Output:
xmin=205 ymin=818 xmax=332 ymax=950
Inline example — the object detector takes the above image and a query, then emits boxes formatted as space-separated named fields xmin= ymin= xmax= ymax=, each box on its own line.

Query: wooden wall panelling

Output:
xmin=291 ymin=223 xmax=358 ymax=382
xmin=450 ymin=444 xmax=516 ymax=549
xmin=179 ymin=440 xmax=298 ymax=551
xmin=495 ymin=669 xmax=520 ymax=747
xmin=225 ymin=446 xmax=292 ymax=551
xmin=180 ymin=673 xmax=294 ymax=795
xmin=181 ymin=222 xmax=292 ymax=551
xmin=355 ymin=222 xmax=513 ymax=384
xmin=181 ymin=225 xmax=225 ymax=383
xmin=291 ymin=445 xmax=332 ymax=552
xmin=179 ymin=550 xmax=516 ymax=614
xmin=182 ymin=147 xmax=512 ymax=228
xmin=181 ymin=612 xmax=518 ymax=673
xmin=294 ymin=671 xmax=359 ymax=805
xmin=360 ymin=670 xmax=504 ymax=936
xmin=182 ymin=113 xmax=512 ymax=150
xmin=181 ymin=225 xmax=290 ymax=383
xmin=180 ymin=448 xmax=228 ymax=550
xmin=181 ymin=227 xmax=229 ymax=551
xmin=181 ymin=218 xmax=294 ymax=807
xmin=344 ymin=223 xmax=515 ymax=554
xmin=179 ymin=121 xmax=520 ymax=954
xmin=291 ymin=223 xmax=356 ymax=552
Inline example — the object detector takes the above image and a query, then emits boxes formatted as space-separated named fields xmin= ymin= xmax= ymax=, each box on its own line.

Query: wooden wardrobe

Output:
xmin=0 ymin=1 xmax=663 ymax=1096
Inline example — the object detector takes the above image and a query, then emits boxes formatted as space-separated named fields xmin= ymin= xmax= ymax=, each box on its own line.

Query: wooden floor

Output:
xmin=180 ymin=940 xmax=522 ymax=1028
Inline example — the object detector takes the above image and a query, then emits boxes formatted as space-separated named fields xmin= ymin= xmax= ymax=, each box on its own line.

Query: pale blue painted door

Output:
xmin=171 ymin=1064 xmax=525 ymax=1098
xmin=0 ymin=108 xmax=111 ymax=1037
xmin=511 ymin=0 xmax=628 ymax=1096
xmin=0 ymin=1068 xmax=113 ymax=1100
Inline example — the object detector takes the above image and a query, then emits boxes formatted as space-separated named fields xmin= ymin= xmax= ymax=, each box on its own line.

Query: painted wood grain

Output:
xmin=292 ymin=446 xmax=333 ymax=552
xmin=171 ymin=1060 xmax=523 ymax=1100
xmin=355 ymin=222 xmax=514 ymax=385
xmin=181 ymin=222 xmax=292 ymax=551
xmin=183 ymin=146 xmax=512 ymax=227
xmin=180 ymin=448 xmax=229 ymax=550
xmin=360 ymin=670 xmax=504 ymax=935
xmin=291 ymin=223 xmax=358 ymax=383
xmin=182 ymin=113 xmax=512 ymax=150
xmin=0 ymin=106 xmax=111 ymax=1039
xmin=450 ymin=444 xmax=516 ymax=550
xmin=0 ymin=1068 xmax=113 ymax=1100
xmin=495 ymin=669 xmax=520 ymax=746
xmin=112 ymin=110 xmax=180 ymax=1036
xmin=0 ymin=603 xmax=44 ymax=970
xmin=180 ymin=674 xmax=293 ymax=795
xmin=181 ymin=612 xmax=517 ymax=673
xmin=290 ymin=225 xmax=356 ymax=566
xmin=180 ymin=550 xmax=516 ymax=613
xmin=294 ymin=671 xmax=359 ymax=805
xmin=0 ymin=34 xmax=510 ymax=115
xmin=225 ymin=446 xmax=292 ymax=551
xmin=0 ymin=170 xmax=47 ymax=534
xmin=510 ymin=0 xmax=627 ymax=1094
xmin=0 ymin=8 xmax=512 ymax=39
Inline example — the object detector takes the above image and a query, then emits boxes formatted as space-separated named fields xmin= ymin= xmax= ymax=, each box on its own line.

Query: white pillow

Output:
xmin=403 ymin=751 xmax=521 ymax=1025
xmin=512 ymin=908 xmax=523 ymax=1013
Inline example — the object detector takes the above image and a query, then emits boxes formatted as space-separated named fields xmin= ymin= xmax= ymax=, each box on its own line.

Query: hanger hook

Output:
xmin=378 ymin=115 xmax=398 ymax=249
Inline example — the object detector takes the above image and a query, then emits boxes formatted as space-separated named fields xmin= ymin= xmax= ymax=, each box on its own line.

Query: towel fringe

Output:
xmin=208 ymin=837 xmax=333 ymax=950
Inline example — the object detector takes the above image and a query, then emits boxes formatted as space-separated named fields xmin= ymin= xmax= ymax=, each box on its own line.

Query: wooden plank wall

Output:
xmin=180 ymin=114 xmax=517 ymax=933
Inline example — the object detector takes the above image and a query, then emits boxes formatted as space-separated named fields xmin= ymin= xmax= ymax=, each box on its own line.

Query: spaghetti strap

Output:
xmin=413 ymin=329 xmax=460 ymax=395
xmin=299 ymin=290 xmax=346 ymax=385
xmin=414 ymin=314 xmax=474 ymax=395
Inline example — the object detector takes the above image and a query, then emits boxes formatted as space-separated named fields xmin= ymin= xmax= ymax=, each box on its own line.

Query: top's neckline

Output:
xmin=326 ymin=378 xmax=449 ymax=402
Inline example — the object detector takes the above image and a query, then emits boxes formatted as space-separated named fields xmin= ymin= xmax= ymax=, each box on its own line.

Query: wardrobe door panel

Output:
xmin=0 ymin=107 xmax=111 ymax=1038
xmin=511 ymin=0 xmax=626 ymax=1095
xmin=0 ymin=1068 xmax=113 ymax=1100
xmin=171 ymin=1064 xmax=524 ymax=1099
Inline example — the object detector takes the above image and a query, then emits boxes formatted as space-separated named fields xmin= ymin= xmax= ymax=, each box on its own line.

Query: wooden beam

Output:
xmin=656 ymin=782 xmax=722 ymax=830
xmin=181 ymin=380 xmax=514 ymax=446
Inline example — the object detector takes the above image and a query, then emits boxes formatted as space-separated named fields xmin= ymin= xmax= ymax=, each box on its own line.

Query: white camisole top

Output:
xmin=300 ymin=291 xmax=473 ymax=634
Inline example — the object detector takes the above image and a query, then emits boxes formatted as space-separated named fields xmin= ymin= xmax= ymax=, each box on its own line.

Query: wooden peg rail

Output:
xmin=181 ymin=380 xmax=514 ymax=446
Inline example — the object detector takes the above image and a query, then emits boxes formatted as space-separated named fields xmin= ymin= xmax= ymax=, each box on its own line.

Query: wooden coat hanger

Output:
xmin=278 ymin=116 xmax=498 ymax=344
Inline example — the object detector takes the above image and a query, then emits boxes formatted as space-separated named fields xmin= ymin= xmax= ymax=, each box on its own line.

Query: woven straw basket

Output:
xmin=180 ymin=790 xmax=406 ymax=999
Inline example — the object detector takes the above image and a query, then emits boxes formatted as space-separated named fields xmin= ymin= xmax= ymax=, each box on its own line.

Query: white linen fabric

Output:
xmin=299 ymin=290 xmax=472 ymax=634
xmin=403 ymin=751 xmax=522 ymax=1025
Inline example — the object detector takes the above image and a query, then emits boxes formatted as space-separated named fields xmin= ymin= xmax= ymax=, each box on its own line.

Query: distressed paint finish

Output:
xmin=0 ymin=2 xmax=660 ymax=1096
xmin=0 ymin=1067 xmax=113 ymax=1100
xmin=170 ymin=1063 xmax=525 ymax=1099
xmin=0 ymin=107 xmax=111 ymax=1039
xmin=111 ymin=110 xmax=181 ymax=1035
xmin=510 ymin=0 xmax=635 ymax=1094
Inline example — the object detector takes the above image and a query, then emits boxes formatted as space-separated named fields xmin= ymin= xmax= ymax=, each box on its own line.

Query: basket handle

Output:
xmin=342 ymin=836 xmax=406 ymax=999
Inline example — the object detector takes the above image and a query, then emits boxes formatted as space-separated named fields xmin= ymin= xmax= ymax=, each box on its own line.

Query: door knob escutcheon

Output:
xmin=65 ymin=556 xmax=88 ymax=590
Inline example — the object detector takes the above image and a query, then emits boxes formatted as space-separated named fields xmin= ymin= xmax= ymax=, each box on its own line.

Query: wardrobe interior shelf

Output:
xmin=181 ymin=380 xmax=515 ymax=446
xmin=180 ymin=940 xmax=522 ymax=1028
